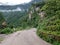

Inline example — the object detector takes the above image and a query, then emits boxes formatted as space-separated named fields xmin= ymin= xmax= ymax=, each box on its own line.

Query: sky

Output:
xmin=0 ymin=0 xmax=32 ymax=5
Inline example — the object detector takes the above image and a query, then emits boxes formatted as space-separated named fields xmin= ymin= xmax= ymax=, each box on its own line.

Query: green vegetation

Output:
xmin=37 ymin=0 xmax=60 ymax=45
xmin=0 ymin=12 xmax=5 ymax=26
xmin=3 ymin=11 xmax=27 ymax=27
xmin=0 ymin=28 xmax=13 ymax=34
xmin=0 ymin=0 xmax=60 ymax=45
xmin=0 ymin=12 xmax=14 ymax=34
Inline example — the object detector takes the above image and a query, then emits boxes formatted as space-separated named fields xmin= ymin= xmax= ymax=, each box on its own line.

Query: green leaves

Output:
xmin=0 ymin=28 xmax=13 ymax=34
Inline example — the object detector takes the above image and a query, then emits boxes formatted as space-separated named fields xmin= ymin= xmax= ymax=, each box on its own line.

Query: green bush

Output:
xmin=0 ymin=28 xmax=13 ymax=34
xmin=37 ymin=30 xmax=60 ymax=45
xmin=53 ymin=41 xmax=60 ymax=45
xmin=44 ymin=25 xmax=60 ymax=31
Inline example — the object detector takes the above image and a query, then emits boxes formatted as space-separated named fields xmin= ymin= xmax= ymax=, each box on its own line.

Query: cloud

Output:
xmin=0 ymin=0 xmax=32 ymax=5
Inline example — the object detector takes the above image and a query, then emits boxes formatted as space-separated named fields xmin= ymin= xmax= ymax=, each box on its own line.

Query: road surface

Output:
xmin=0 ymin=28 xmax=51 ymax=45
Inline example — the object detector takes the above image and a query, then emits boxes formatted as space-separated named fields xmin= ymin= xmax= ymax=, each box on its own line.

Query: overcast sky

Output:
xmin=0 ymin=0 xmax=32 ymax=5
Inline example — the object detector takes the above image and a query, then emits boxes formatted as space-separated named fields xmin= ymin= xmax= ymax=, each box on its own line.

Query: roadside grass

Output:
xmin=0 ymin=37 xmax=3 ymax=43
xmin=14 ymin=26 xmax=32 ymax=32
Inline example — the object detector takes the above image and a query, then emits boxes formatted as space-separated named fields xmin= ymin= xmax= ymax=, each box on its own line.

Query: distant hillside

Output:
xmin=0 ymin=0 xmax=42 ymax=11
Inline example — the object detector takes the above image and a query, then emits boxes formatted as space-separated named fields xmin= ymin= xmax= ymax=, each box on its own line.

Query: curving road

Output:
xmin=0 ymin=28 xmax=51 ymax=45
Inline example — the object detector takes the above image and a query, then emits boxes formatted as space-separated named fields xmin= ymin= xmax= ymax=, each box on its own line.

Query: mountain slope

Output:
xmin=0 ymin=12 xmax=5 ymax=26
xmin=37 ymin=0 xmax=60 ymax=45
xmin=0 ymin=0 xmax=42 ymax=10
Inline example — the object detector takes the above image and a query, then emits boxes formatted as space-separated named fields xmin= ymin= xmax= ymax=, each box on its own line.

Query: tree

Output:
xmin=0 ymin=12 xmax=5 ymax=28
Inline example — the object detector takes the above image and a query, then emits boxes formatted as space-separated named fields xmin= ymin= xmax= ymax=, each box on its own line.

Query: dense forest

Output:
xmin=0 ymin=0 xmax=60 ymax=45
